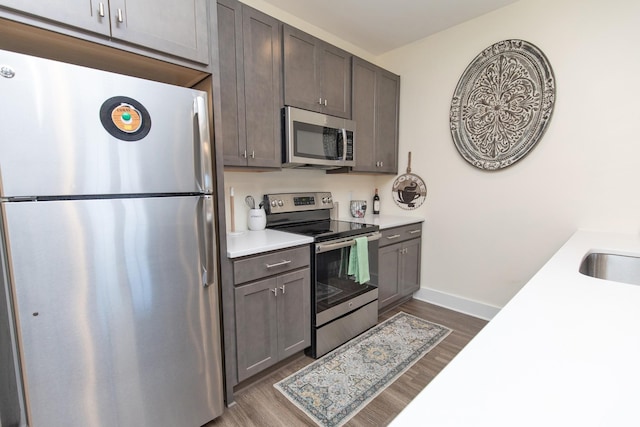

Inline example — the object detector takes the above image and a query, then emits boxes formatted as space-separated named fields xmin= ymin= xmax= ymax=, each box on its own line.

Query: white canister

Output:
xmin=248 ymin=208 xmax=267 ymax=231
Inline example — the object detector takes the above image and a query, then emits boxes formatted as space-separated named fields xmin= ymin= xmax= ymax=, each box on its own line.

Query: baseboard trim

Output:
xmin=413 ymin=287 xmax=501 ymax=321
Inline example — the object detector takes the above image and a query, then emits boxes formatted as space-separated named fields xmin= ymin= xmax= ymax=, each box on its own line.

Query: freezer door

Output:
xmin=0 ymin=49 xmax=212 ymax=198
xmin=2 ymin=196 xmax=222 ymax=427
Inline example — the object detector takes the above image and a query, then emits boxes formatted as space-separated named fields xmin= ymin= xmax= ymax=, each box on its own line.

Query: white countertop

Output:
xmin=226 ymin=215 xmax=423 ymax=258
xmin=391 ymin=229 xmax=640 ymax=426
xmin=226 ymin=229 xmax=313 ymax=258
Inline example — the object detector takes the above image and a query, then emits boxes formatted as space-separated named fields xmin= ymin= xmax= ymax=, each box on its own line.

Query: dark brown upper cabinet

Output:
xmin=351 ymin=57 xmax=400 ymax=174
xmin=217 ymin=0 xmax=282 ymax=168
xmin=282 ymin=24 xmax=352 ymax=119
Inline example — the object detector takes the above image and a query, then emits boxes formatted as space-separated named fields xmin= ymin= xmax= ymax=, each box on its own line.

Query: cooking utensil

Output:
xmin=245 ymin=195 xmax=255 ymax=209
xmin=392 ymin=152 xmax=427 ymax=210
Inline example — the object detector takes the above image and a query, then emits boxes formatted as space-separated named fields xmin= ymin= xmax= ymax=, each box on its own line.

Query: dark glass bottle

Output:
xmin=373 ymin=188 xmax=380 ymax=214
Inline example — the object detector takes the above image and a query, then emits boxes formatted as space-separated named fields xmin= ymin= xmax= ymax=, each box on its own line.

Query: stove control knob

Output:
xmin=277 ymin=200 xmax=284 ymax=207
xmin=327 ymin=196 xmax=333 ymax=203
xmin=322 ymin=197 xmax=329 ymax=204
xmin=270 ymin=200 xmax=277 ymax=208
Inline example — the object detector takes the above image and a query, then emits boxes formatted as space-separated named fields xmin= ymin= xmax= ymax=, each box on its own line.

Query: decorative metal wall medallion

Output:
xmin=450 ymin=40 xmax=555 ymax=170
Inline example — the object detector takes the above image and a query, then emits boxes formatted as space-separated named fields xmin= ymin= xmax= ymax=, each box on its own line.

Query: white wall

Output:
xmin=376 ymin=0 xmax=640 ymax=309
xmin=224 ymin=0 xmax=640 ymax=315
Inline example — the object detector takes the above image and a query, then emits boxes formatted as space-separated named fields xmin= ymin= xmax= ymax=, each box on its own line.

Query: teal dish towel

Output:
xmin=348 ymin=236 xmax=370 ymax=284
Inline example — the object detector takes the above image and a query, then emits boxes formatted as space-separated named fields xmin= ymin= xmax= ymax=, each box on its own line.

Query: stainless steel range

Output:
xmin=264 ymin=192 xmax=380 ymax=358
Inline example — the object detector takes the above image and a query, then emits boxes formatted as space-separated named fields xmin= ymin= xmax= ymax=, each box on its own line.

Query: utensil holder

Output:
xmin=248 ymin=208 xmax=266 ymax=230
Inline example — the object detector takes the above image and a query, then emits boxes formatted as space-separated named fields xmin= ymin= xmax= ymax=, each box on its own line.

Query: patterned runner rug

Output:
xmin=274 ymin=312 xmax=451 ymax=427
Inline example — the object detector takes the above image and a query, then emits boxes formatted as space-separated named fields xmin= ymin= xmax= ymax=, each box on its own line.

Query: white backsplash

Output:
xmin=223 ymin=169 xmax=388 ymax=231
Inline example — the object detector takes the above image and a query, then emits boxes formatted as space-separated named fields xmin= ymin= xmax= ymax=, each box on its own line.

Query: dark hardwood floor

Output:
xmin=206 ymin=299 xmax=488 ymax=427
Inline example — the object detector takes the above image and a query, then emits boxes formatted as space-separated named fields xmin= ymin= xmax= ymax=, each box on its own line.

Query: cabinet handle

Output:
xmin=386 ymin=234 xmax=401 ymax=240
xmin=265 ymin=259 xmax=292 ymax=269
xmin=380 ymin=161 xmax=384 ymax=167
xmin=242 ymin=149 xmax=247 ymax=159
xmin=318 ymin=98 xmax=323 ymax=105
xmin=251 ymin=150 xmax=255 ymax=159
xmin=271 ymin=288 xmax=277 ymax=296
xmin=117 ymin=8 xmax=124 ymax=23
xmin=98 ymin=2 xmax=105 ymax=17
xmin=324 ymin=99 xmax=328 ymax=106
xmin=408 ymin=230 xmax=420 ymax=234
xmin=279 ymin=285 xmax=286 ymax=294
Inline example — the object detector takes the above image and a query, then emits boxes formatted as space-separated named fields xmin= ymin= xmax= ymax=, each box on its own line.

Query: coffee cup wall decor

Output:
xmin=392 ymin=152 xmax=426 ymax=210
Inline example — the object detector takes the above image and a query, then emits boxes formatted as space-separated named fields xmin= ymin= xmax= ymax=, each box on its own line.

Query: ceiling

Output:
xmin=261 ymin=0 xmax=521 ymax=56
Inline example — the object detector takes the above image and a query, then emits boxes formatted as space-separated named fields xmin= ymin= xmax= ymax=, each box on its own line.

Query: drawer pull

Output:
xmin=280 ymin=285 xmax=286 ymax=294
xmin=265 ymin=259 xmax=292 ymax=269
xmin=386 ymin=234 xmax=401 ymax=240
xmin=408 ymin=229 xmax=421 ymax=234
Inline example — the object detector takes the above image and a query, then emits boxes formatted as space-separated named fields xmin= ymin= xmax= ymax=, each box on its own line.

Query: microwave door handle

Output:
xmin=341 ymin=128 xmax=348 ymax=161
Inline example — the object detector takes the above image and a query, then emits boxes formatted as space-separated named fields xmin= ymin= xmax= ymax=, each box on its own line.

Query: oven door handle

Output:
xmin=316 ymin=232 xmax=381 ymax=253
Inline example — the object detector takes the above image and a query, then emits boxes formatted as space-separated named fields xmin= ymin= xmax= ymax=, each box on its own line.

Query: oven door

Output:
xmin=313 ymin=232 xmax=380 ymax=327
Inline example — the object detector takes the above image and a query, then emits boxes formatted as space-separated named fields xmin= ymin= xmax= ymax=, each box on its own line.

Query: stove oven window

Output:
xmin=315 ymin=243 xmax=377 ymax=314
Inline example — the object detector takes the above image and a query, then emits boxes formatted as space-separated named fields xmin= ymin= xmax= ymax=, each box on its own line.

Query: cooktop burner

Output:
xmin=270 ymin=219 xmax=378 ymax=242
xmin=263 ymin=192 xmax=379 ymax=242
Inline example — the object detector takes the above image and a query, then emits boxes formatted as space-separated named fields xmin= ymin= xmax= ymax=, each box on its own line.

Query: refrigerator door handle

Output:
xmin=199 ymin=195 xmax=216 ymax=288
xmin=194 ymin=96 xmax=213 ymax=193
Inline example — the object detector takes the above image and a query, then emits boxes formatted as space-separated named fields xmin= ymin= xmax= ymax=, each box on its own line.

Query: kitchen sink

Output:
xmin=579 ymin=252 xmax=640 ymax=286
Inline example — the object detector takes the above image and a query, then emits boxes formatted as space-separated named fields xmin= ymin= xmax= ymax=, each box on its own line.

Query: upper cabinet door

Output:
xmin=319 ymin=42 xmax=351 ymax=119
xmin=0 ymin=0 xmax=111 ymax=36
xmin=282 ymin=25 xmax=320 ymax=113
xmin=351 ymin=58 xmax=377 ymax=172
xmin=109 ymin=0 xmax=210 ymax=64
xmin=243 ymin=6 xmax=282 ymax=168
xmin=283 ymin=24 xmax=351 ymax=119
xmin=0 ymin=0 xmax=209 ymax=64
xmin=217 ymin=0 xmax=247 ymax=166
xmin=375 ymin=68 xmax=400 ymax=173
xmin=217 ymin=0 xmax=282 ymax=168
xmin=351 ymin=57 xmax=399 ymax=174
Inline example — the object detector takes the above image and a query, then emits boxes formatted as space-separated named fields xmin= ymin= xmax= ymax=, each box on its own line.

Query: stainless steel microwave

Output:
xmin=283 ymin=106 xmax=355 ymax=169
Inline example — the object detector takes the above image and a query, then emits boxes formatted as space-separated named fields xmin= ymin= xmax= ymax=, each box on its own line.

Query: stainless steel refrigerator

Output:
xmin=0 ymin=49 xmax=224 ymax=427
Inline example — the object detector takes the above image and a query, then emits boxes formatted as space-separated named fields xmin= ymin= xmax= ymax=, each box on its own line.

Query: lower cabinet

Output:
xmin=378 ymin=223 xmax=422 ymax=311
xmin=234 ymin=255 xmax=310 ymax=382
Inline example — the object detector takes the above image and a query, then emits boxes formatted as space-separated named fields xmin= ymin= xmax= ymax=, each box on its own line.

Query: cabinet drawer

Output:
xmin=379 ymin=223 xmax=422 ymax=246
xmin=233 ymin=245 xmax=310 ymax=285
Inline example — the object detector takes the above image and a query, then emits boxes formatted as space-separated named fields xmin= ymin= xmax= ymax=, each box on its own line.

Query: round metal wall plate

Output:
xmin=450 ymin=39 xmax=556 ymax=170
